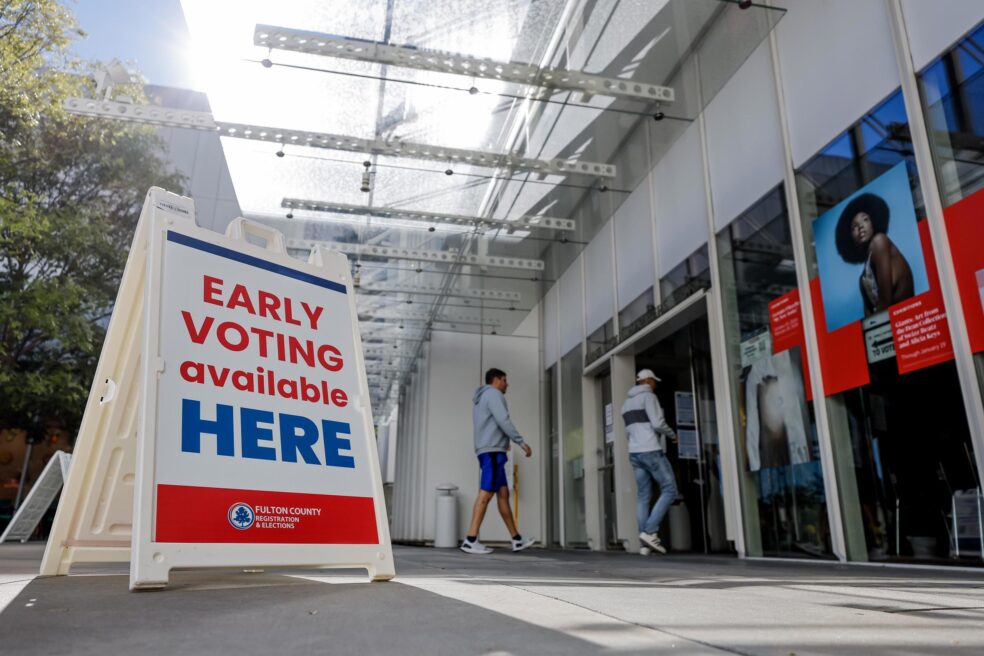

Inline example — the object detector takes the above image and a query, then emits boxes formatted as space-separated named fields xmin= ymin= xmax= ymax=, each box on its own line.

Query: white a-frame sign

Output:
xmin=41 ymin=188 xmax=395 ymax=589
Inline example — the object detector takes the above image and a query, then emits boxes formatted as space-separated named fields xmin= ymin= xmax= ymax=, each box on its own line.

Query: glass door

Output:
xmin=597 ymin=372 xmax=619 ymax=548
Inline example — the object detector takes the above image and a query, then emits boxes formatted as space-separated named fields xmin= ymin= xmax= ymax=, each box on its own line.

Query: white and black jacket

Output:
xmin=620 ymin=384 xmax=674 ymax=454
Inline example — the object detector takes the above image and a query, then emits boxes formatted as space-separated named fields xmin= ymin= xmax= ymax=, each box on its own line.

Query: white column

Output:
xmin=693 ymin=52 xmax=747 ymax=556
xmin=581 ymin=375 xmax=604 ymax=550
xmin=767 ymin=18 xmax=849 ymax=561
xmin=611 ymin=353 xmax=640 ymax=552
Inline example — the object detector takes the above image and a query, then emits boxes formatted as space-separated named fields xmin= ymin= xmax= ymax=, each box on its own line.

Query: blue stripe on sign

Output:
xmin=166 ymin=231 xmax=347 ymax=295
xmin=622 ymin=409 xmax=650 ymax=426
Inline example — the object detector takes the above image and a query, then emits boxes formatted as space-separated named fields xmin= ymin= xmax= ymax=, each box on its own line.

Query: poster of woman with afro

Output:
xmin=813 ymin=162 xmax=929 ymax=332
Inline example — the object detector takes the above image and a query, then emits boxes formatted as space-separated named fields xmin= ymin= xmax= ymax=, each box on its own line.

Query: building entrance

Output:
xmin=629 ymin=312 xmax=731 ymax=554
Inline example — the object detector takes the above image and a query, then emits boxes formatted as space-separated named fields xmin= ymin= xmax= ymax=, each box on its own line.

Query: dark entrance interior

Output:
xmin=631 ymin=307 xmax=732 ymax=554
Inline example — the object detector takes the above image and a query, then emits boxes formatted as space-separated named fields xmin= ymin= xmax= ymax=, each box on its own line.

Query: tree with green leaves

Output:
xmin=0 ymin=0 xmax=185 ymax=435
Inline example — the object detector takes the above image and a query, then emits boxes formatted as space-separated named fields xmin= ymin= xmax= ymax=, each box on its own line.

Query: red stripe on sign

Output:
xmin=155 ymin=484 xmax=379 ymax=544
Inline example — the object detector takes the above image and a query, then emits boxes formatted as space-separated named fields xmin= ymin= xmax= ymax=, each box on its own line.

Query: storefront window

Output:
xmin=560 ymin=346 xmax=587 ymax=546
xmin=586 ymin=320 xmax=616 ymax=365
xmin=920 ymin=21 xmax=984 ymax=206
xmin=717 ymin=185 xmax=832 ymax=557
xmin=619 ymin=287 xmax=656 ymax=336
xmin=796 ymin=89 xmax=980 ymax=564
xmin=660 ymin=244 xmax=712 ymax=311
xmin=920 ymin=21 xmax=984 ymax=463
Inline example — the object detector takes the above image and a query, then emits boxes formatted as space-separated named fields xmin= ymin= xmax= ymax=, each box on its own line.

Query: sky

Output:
xmin=66 ymin=0 xmax=199 ymax=90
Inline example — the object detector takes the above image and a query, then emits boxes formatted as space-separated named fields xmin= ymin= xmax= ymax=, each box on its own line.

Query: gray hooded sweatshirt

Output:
xmin=472 ymin=384 xmax=525 ymax=455
xmin=620 ymin=384 xmax=674 ymax=454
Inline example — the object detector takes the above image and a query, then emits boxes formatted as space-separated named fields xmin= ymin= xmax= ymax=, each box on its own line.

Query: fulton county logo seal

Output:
xmin=227 ymin=502 xmax=255 ymax=530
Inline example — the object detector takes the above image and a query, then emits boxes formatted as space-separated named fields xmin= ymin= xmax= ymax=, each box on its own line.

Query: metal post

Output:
xmin=13 ymin=441 xmax=33 ymax=510
xmin=689 ymin=334 xmax=709 ymax=554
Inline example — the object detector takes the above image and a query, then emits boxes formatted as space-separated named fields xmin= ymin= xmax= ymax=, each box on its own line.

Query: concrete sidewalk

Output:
xmin=2 ymin=543 xmax=983 ymax=655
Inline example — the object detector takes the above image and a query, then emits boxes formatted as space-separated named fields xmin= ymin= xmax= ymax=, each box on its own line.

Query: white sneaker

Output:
xmin=639 ymin=546 xmax=652 ymax=556
xmin=460 ymin=539 xmax=493 ymax=554
xmin=511 ymin=537 xmax=535 ymax=552
xmin=639 ymin=532 xmax=666 ymax=554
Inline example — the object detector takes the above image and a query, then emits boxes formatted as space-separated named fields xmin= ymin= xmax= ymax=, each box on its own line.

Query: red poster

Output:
xmin=943 ymin=188 xmax=984 ymax=353
xmin=888 ymin=221 xmax=954 ymax=374
xmin=768 ymin=289 xmax=813 ymax=401
xmin=769 ymin=290 xmax=804 ymax=353
xmin=809 ymin=278 xmax=869 ymax=396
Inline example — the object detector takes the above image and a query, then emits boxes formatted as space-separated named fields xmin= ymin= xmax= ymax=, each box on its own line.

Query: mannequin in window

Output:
xmin=743 ymin=349 xmax=810 ymax=472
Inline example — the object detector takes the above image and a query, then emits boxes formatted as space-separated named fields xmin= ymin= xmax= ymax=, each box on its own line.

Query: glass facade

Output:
xmin=921 ymin=21 xmax=984 ymax=416
xmin=619 ymin=287 xmax=656 ymax=336
xmin=560 ymin=346 xmax=587 ymax=547
xmin=795 ymin=90 xmax=980 ymax=563
xmin=530 ymin=10 xmax=984 ymax=566
xmin=717 ymin=186 xmax=832 ymax=557
xmin=586 ymin=320 xmax=616 ymax=365
xmin=659 ymin=245 xmax=712 ymax=311
xmin=921 ymin=23 xmax=984 ymax=208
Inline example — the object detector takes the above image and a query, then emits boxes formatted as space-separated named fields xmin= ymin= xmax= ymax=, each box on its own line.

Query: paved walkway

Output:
xmin=2 ymin=543 xmax=983 ymax=655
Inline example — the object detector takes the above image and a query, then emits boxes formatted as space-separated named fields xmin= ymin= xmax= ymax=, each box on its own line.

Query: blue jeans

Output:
xmin=629 ymin=450 xmax=677 ymax=535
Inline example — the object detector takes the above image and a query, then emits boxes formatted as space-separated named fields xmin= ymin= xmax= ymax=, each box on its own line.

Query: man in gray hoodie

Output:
xmin=461 ymin=368 xmax=535 ymax=554
xmin=621 ymin=369 xmax=678 ymax=555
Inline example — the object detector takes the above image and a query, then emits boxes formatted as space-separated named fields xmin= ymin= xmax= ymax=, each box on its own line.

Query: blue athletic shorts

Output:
xmin=478 ymin=452 xmax=509 ymax=492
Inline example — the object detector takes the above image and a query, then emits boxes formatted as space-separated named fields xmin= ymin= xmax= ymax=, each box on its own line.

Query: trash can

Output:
xmin=668 ymin=501 xmax=691 ymax=552
xmin=434 ymin=484 xmax=459 ymax=548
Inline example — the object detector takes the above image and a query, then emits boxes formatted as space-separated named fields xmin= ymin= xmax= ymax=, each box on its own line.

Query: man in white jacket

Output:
xmin=621 ymin=369 xmax=678 ymax=554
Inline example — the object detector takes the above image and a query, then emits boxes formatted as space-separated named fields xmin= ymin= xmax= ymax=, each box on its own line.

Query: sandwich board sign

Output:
xmin=40 ymin=188 xmax=394 ymax=589
xmin=0 ymin=452 xmax=71 ymax=543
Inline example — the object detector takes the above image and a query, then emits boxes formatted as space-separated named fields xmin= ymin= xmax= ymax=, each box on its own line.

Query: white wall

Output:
xmin=158 ymin=126 xmax=242 ymax=232
xmin=653 ymin=122 xmax=709 ymax=276
xmin=392 ymin=331 xmax=542 ymax=544
xmin=583 ymin=222 xmax=615 ymax=334
xmin=543 ymin=285 xmax=559 ymax=368
xmin=614 ymin=179 xmax=657 ymax=310
xmin=514 ymin=302 xmax=539 ymax=339
xmin=558 ymin=255 xmax=585 ymax=355
xmin=705 ymin=40 xmax=784 ymax=230
xmin=774 ymin=0 xmax=900 ymax=168
xmin=392 ymin=351 xmax=431 ymax=542
xmin=902 ymin=0 xmax=984 ymax=70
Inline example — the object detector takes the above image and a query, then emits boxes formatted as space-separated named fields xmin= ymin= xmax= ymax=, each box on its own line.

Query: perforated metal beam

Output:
xmin=282 ymin=198 xmax=574 ymax=233
xmin=219 ymin=121 xmax=614 ymax=178
xmin=63 ymin=97 xmax=217 ymax=130
xmin=362 ymin=311 xmax=501 ymax=325
xmin=287 ymin=239 xmax=544 ymax=271
xmin=64 ymin=98 xmax=614 ymax=178
xmin=64 ymin=98 xmax=616 ymax=178
xmin=364 ymin=348 xmax=417 ymax=358
xmin=365 ymin=353 xmax=418 ymax=362
xmin=363 ymin=337 xmax=428 ymax=349
xmin=359 ymin=281 xmax=522 ymax=303
xmin=255 ymin=24 xmax=675 ymax=104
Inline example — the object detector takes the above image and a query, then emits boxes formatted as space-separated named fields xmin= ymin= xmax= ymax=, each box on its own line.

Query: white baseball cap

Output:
xmin=636 ymin=368 xmax=661 ymax=383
